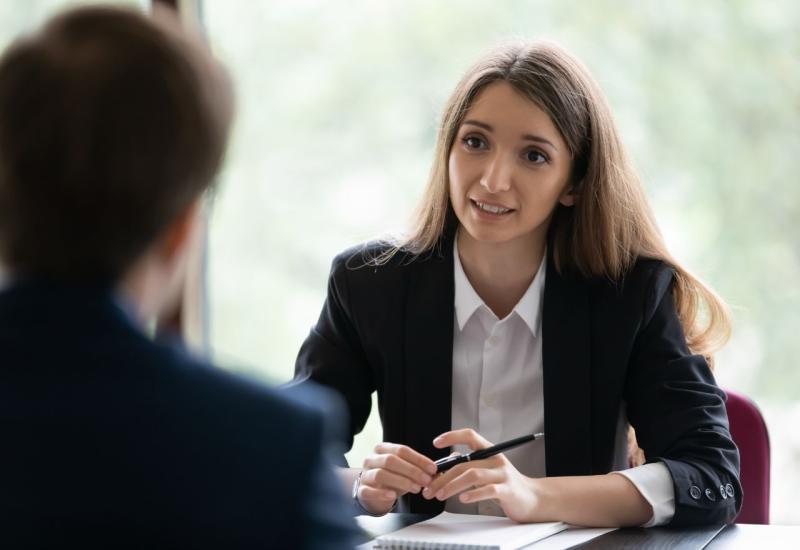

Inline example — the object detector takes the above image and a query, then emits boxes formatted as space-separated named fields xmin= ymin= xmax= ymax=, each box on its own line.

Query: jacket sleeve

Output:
xmin=294 ymin=252 xmax=375 ymax=454
xmin=624 ymin=266 xmax=742 ymax=526
xmin=298 ymin=406 xmax=363 ymax=550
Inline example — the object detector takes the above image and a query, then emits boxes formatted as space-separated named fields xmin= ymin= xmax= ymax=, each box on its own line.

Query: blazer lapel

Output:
xmin=542 ymin=258 xmax=594 ymax=476
xmin=403 ymin=240 xmax=455 ymax=513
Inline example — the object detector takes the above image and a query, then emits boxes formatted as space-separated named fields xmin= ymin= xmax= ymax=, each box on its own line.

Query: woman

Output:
xmin=295 ymin=40 xmax=740 ymax=527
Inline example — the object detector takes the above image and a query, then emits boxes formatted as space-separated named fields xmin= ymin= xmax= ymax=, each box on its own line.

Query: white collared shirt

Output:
xmin=446 ymin=239 xmax=675 ymax=526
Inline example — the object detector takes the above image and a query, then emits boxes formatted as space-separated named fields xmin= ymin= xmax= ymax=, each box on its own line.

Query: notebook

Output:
xmin=372 ymin=512 xmax=568 ymax=550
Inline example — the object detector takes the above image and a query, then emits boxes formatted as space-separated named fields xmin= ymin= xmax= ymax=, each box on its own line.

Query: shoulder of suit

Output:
xmin=579 ymin=258 xmax=676 ymax=327
xmin=332 ymin=240 xmax=410 ymax=268
xmin=592 ymin=257 xmax=675 ymax=302
xmin=328 ymin=239 xmax=426 ymax=288
xmin=155 ymin=345 xmax=325 ymax=436
xmin=628 ymin=257 xmax=675 ymax=287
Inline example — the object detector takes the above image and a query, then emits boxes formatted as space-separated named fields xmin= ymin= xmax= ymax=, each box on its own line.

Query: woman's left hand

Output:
xmin=421 ymin=429 xmax=540 ymax=523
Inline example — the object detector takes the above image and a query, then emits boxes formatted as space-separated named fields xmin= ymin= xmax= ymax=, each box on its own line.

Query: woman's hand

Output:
xmin=356 ymin=442 xmax=438 ymax=515
xmin=421 ymin=429 xmax=541 ymax=523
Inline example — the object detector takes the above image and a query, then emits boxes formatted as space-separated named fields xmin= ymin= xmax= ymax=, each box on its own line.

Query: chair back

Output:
xmin=724 ymin=388 xmax=770 ymax=524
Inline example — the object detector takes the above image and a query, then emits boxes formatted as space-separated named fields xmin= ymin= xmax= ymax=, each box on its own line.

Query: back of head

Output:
xmin=0 ymin=5 xmax=232 ymax=284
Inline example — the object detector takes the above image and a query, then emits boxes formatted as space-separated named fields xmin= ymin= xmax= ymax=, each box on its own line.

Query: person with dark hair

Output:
xmin=295 ymin=40 xmax=741 ymax=527
xmin=0 ymin=6 xmax=356 ymax=547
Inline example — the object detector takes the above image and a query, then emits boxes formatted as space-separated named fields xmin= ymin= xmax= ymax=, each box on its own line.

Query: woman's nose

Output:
xmin=479 ymin=154 xmax=512 ymax=193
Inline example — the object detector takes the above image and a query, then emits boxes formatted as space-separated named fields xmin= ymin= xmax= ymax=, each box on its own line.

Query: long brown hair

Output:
xmin=398 ymin=40 xmax=730 ymax=362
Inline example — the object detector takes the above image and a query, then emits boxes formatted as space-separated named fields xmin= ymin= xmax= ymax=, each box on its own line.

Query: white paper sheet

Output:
xmin=372 ymin=511 xmax=568 ymax=550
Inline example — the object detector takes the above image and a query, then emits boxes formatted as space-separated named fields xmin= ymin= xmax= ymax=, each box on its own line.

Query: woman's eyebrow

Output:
xmin=522 ymin=133 xmax=558 ymax=152
xmin=462 ymin=119 xmax=558 ymax=152
xmin=463 ymin=119 xmax=493 ymax=132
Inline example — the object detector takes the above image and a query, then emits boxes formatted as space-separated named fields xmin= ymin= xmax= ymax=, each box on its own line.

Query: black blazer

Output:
xmin=0 ymin=281 xmax=357 ymax=549
xmin=295 ymin=234 xmax=742 ymax=526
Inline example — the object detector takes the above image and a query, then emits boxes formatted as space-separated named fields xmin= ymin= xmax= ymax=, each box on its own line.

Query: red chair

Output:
xmin=724 ymin=388 xmax=770 ymax=524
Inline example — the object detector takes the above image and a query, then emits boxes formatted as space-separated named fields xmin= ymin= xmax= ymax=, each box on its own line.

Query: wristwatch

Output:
xmin=352 ymin=470 xmax=397 ymax=517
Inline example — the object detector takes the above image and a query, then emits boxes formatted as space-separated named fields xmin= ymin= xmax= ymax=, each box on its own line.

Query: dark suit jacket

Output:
xmin=0 ymin=281 xmax=358 ymax=549
xmin=295 ymin=234 xmax=742 ymax=526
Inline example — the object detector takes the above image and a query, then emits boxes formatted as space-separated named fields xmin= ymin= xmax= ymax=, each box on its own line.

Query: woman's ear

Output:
xmin=559 ymin=184 xmax=578 ymax=207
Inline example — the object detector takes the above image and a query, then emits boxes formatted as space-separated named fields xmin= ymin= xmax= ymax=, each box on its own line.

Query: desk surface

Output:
xmin=356 ymin=514 xmax=800 ymax=549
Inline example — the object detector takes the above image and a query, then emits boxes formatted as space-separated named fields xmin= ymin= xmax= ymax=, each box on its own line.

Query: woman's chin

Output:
xmin=458 ymin=225 xmax=520 ymax=246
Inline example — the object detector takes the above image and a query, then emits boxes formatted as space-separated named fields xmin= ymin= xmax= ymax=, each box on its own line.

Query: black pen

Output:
xmin=434 ymin=433 xmax=545 ymax=473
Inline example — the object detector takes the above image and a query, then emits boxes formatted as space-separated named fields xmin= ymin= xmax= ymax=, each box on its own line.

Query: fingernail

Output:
xmin=436 ymin=490 xmax=444 ymax=500
xmin=460 ymin=493 xmax=471 ymax=503
xmin=427 ymin=464 xmax=438 ymax=475
xmin=422 ymin=488 xmax=432 ymax=498
xmin=433 ymin=436 xmax=442 ymax=444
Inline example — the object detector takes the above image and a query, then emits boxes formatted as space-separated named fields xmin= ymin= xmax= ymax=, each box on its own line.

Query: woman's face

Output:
xmin=448 ymin=81 xmax=574 ymax=249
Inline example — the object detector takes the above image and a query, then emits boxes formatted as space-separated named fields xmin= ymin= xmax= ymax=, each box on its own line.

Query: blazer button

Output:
xmin=705 ymin=488 xmax=716 ymax=501
xmin=720 ymin=485 xmax=728 ymax=499
xmin=689 ymin=486 xmax=702 ymax=500
xmin=725 ymin=483 xmax=735 ymax=498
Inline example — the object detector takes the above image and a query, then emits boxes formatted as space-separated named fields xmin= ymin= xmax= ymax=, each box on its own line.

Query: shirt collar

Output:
xmin=515 ymin=254 xmax=546 ymax=337
xmin=454 ymin=240 xmax=485 ymax=331
xmin=453 ymin=236 xmax=546 ymax=337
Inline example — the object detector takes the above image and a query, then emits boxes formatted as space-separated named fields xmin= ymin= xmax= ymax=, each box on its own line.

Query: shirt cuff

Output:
xmin=613 ymin=462 xmax=675 ymax=527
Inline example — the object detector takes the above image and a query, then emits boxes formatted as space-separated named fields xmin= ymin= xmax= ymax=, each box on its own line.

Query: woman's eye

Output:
xmin=463 ymin=136 xmax=485 ymax=149
xmin=526 ymin=149 xmax=548 ymax=164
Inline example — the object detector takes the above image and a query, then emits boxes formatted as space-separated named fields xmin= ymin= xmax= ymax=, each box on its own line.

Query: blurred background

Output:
xmin=2 ymin=0 xmax=798 ymax=524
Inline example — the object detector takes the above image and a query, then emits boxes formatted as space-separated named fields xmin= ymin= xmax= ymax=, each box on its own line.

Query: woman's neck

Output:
xmin=456 ymin=229 xmax=546 ymax=320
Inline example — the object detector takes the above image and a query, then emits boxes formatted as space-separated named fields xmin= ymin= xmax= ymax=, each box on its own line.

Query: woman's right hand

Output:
xmin=356 ymin=442 xmax=438 ymax=515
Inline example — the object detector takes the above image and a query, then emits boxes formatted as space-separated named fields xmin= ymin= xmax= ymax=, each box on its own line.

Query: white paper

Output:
xmin=373 ymin=511 xmax=568 ymax=550
xmin=522 ymin=526 xmax=616 ymax=549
